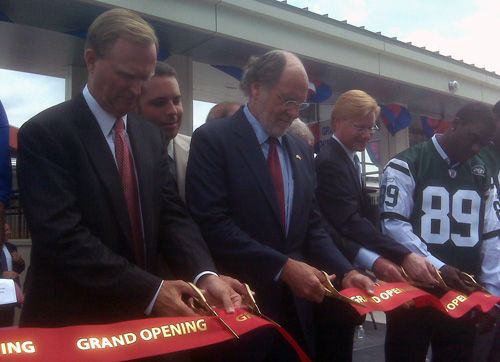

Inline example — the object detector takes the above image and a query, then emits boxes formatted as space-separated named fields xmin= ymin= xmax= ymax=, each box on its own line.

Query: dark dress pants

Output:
xmin=386 ymin=306 xmax=476 ymax=362
xmin=313 ymin=296 xmax=365 ymax=362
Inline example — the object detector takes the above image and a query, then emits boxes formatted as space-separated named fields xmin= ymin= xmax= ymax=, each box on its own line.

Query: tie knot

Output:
xmin=353 ymin=153 xmax=360 ymax=164
xmin=268 ymin=137 xmax=279 ymax=146
xmin=114 ymin=118 xmax=125 ymax=134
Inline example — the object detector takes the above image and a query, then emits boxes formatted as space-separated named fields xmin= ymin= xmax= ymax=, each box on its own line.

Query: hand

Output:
xmin=2 ymin=271 xmax=19 ymax=279
xmin=372 ymin=257 xmax=405 ymax=283
xmin=279 ymin=259 xmax=328 ymax=303
xmin=342 ymin=270 xmax=375 ymax=295
xmin=219 ymin=275 xmax=248 ymax=297
xmin=198 ymin=274 xmax=242 ymax=313
xmin=152 ymin=280 xmax=199 ymax=317
xmin=10 ymin=251 xmax=24 ymax=265
xmin=439 ymin=265 xmax=469 ymax=293
xmin=402 ymin=253 xmax=436 ymax=285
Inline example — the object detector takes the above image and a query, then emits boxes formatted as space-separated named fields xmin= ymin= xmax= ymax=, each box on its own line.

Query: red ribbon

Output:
xmin=1 ymin=284 xmax=497 ymax=361
xmin=340 ymin=282 xmax=500 ymax=317
xmin=0 ymin=309 xmax=311 ymax=361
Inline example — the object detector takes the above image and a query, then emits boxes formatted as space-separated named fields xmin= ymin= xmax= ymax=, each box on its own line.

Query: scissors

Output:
xmin=401 ymin=266 xmax=435 ymax=289
xmin=241 ymin=283 xmax=281 ymax=327
xmin=432 ymin=266 xmax=465 ymax=294
xmin=461 ymin=272 xmax=490 ymax=294
xmin=321 ymin=271 xmax=367 ymax=308
xmin=187 ymin=282 xmax=239 ymax=339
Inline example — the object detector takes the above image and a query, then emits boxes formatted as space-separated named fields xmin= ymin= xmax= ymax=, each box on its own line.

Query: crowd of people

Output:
xmin=3 ymin=6 xmax=500 ymax=362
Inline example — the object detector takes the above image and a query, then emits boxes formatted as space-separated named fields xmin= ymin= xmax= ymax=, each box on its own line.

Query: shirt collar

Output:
xmin=432 ymin=134 xmax=452 ymax=165
xmin=332 ymin=133 xmax=357 ymax=162
xmin=83 ymin=85 xmax=128 ymax=137
xmin=167 ymin=139 xmax=174 ymax=160
xmin=243 ymin=104 xmax=283 ymax=146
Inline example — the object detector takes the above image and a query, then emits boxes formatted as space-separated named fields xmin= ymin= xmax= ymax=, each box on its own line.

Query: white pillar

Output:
xmin=379 ymin=126 xmax=409 ymax=167
xmin=65 ymin=66 xmax=87 ymax=100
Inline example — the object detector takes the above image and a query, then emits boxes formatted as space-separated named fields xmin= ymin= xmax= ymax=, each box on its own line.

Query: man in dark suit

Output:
xmin=17 ymin=8 xmax=239 ymax=328
xmin=186 ymin=50 xmax=375 ymax=361
xmin=314 ymin=90 xmax=436 ymax=362
xmin=315 ymin=90 xmax=435 ymax=283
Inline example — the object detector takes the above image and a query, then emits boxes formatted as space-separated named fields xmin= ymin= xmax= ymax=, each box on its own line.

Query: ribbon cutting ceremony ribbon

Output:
xmin=321 ymin=271 xmax=367 ymax=308
xmin=340 ymin=282 xmax=500 ymax=318
xmin=0 ymin=308 xmax=311 ymax=362
xmin=187 ymin=282 xmax=239 ymax=338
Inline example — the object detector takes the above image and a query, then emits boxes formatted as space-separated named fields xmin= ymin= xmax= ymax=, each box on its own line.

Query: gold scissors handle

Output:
xmin=242 ymin=283 xmax=262 ymax=316
xmin=461 ymin=273 xmax=490 ymax=294
xmin=401 ymin=266 xmax=435 ymax=289
xmin=242 ymin=283 xmax=281 ymax=326
xmin=432 ymin=265 xmax=452 ymax=292
xmin=187 ymin=282 xmax=239 ymax=339
xmin=321 ymin=271 xmax=367 ymax=308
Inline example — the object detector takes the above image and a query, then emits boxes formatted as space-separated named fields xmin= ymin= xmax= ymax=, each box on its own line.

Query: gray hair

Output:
xmin=289 ymin=119 xmax=315 ymax=146
xmin=85 ymin=8 xmax=158 ymax=58
xmin=239 ymin=50 xmax=290 ymax=96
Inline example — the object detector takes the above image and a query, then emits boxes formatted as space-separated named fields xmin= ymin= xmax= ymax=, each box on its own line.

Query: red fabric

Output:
xmin=340 ymin=282 xmax=500 ymax=317
xmin=0 ymin=309 xmax=310 ymax=361
xmin=115 ymin=118 xmax=144 ymax=268
xmin=267 ymin=137 xmax=286 ymax=227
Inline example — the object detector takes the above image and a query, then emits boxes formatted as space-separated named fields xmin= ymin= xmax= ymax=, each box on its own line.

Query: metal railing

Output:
xmin=5 ymin=189 xmax=30 ymax=239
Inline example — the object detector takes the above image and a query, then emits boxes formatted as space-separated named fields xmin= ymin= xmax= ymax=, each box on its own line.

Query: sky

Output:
xmin=289 ymin=0 xmax=499 ymax=72
xmin=1 ymin=0 xmax=499 ymax=129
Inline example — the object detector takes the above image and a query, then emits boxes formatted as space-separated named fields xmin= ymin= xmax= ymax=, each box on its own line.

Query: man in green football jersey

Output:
xmin=475 ymin=100 xmax=500 ymax=362
xmin=380 ymin=102 xmax=500 ymax=362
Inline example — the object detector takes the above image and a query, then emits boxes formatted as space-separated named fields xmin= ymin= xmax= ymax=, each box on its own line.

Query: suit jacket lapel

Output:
xmin=173 ymin=136 xmax=189 ymax=201
xmin=127 ymin=113 xmax=155 ymax=251
xmin=73 ymin=94 xmax=135 ymax=252
xmin=232 ymin=113 xmax=286 ymax=233
xmin=331 ymin=139 xmax=364 ymax=200
xmin=283 ymin=134 xmax=307 ymax=241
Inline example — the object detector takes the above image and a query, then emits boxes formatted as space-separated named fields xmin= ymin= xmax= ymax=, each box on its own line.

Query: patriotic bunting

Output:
xmin=379 ymin=104 xmax=412 ymax=136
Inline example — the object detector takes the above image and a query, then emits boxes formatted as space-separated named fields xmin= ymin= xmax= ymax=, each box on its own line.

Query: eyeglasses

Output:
xmin=351 ymin=124 xmax=379 ymax=134
xmin=277 ymin=93 xmax=309 ymax=111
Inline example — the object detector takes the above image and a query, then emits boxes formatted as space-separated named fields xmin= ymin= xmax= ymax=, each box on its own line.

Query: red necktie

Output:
xmin=114 ymin=118 xmax=144 ymax=268
xmin=267 ymin=137 xmax=286 ymax=228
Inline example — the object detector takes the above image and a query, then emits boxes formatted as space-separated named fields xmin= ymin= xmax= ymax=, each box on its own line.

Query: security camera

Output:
xmin=448 ymin=81 xmax=459 ymax=91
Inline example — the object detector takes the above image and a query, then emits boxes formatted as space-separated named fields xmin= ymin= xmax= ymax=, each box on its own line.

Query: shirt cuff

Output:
xmin=146 ymin=270 xmax=219 ymax=315
xmin=427 ymin=255 xmax=445 ymax=270
xmin=193 ymin=271 xmax=219 ymax=286
xmin=145 ymin=280 xmax=163 ymax=315
xmin=354 ymin=248 xmax=381 ymax=271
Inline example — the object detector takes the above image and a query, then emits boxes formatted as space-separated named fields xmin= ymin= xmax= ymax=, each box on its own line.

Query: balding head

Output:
xmin=243 ymin=50 xmax=309 ymax=137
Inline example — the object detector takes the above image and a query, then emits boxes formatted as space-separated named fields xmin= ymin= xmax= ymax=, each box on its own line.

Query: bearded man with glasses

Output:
xmin=186 ymin=51 xmax=376 ymax=361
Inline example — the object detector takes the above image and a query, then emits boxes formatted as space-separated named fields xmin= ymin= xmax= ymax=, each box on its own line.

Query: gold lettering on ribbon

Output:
xmin=77 ymin=333 xmax=137 ymax=350
xmin=0 ymin=341 xmax=36 ymax=354
xmin=76 ymin=319 xmax=209 ymax=350
xmin=236 ymin=312 xmax=256 ymax=322
xmin=446 ymin=295 xmax=468 ymax=311
xmin=349 ymin=286 xmax=417 ymax=305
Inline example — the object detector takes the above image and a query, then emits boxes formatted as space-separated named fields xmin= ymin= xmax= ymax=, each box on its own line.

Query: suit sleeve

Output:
xmin=156 ymin=136 xmax=216 ymax=282
xmin=315 ymin=151 xmax=409 ymax=264
xmin=186 ymin=126 xmax=289 ymax=287
xmin=17 ymin=119 xmax=161 ymax=312
xmin=380 ymin=158 xmax=445 ymax=268
xmin=479 ymin=182 xmax=500 ymax=296
xmin=301 ymin=188 xmax=356 ymax=278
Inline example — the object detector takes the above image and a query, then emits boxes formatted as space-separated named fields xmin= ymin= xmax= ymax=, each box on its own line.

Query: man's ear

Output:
xmin=250 ymin=82 xmax=264 ymax=99
xmin=85 ymin=48 xmax=98 ymax=73
xmin=331 ymin=117 xmax=341 ymax=133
